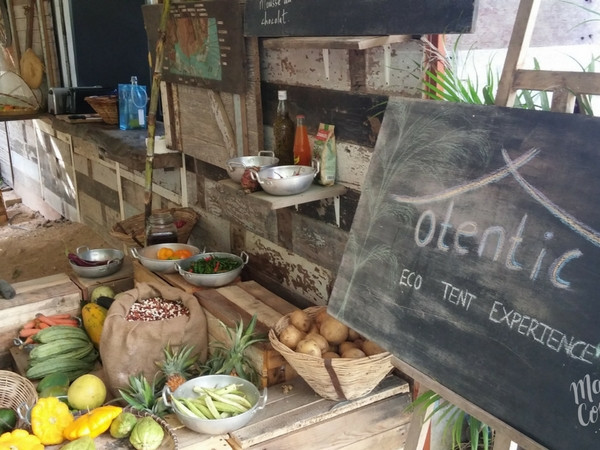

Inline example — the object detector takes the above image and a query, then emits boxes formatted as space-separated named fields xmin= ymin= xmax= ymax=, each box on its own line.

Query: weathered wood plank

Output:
xmin=261 ymin=83 xmax=388 ymax=147
xmin=262 ymin=35 xmax=411 ymax=50
xmin=229 ymin=374 xmax=409 ymax=448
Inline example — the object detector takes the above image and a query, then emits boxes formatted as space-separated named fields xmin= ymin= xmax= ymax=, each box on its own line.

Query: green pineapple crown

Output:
xmin=157 ymin=342 xmax=197 ymax=377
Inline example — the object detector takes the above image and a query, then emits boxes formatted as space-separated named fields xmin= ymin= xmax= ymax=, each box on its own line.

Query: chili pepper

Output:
xmin=214 ymin=261 xmax=220 ymax=273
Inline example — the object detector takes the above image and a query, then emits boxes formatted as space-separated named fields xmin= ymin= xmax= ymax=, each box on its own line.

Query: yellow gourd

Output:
xmin=31 ymin=396 xmax=74 ymax=445
xmin=81 ymin=303 xmax=108 ymax=348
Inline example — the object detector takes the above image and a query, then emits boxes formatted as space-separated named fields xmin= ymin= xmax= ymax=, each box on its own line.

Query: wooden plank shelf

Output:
xmin=218 ymin=179 xmax=347 ymax=226
xmin=262 ymin=35 xmax=411 ymax=50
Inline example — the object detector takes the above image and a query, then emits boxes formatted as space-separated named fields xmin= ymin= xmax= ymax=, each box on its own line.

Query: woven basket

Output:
xmin=84 ymin=95 xmax=119 ymax=124
xmin=269 ymin=306 xmax=393 ymax=401
xmin=0 ymin=370 xmax=38 ymax=428
xmin=110 ymin=207 xmax=199 ymax=247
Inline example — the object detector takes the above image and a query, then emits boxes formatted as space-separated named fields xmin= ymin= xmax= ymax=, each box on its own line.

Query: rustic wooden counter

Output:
xmin=39 ymin=114 xmax=182 ymax=172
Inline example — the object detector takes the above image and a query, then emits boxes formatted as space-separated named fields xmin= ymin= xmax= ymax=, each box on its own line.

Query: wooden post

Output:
xmin=0 ymin=190 xmax=8 ymax=225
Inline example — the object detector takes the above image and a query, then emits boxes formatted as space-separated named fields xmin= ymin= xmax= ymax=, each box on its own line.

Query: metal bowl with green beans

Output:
xmin=163 ymin=374 xmax=267 ymax=434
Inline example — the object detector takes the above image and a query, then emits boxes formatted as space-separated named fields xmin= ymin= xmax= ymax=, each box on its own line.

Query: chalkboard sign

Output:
xmin=328 ymin=98 xmax=600 ymax=450
xmin=243 ymin=0 xmax=475 ymax=37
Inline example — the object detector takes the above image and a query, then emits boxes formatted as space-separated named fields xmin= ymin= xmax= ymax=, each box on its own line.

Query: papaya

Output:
xmin=81 ymin=303 xmax=108 ymax=348
xmin=39 ymin=384 xmax=69 ymax=399
xmin=36 ymin=372 xmax=70 ymax=393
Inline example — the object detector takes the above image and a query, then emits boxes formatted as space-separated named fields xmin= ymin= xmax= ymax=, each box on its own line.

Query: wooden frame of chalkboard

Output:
xmin=243 ymin=0 xmax=476 ymax=37
xmin=328 ymin=97 xmax=600 ymax=450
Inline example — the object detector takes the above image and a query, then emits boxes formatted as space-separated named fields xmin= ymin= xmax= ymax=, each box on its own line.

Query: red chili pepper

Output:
xmin=214 ymin=261 xmax=220 ymax=273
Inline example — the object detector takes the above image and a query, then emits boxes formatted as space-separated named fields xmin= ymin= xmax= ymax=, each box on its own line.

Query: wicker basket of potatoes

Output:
xmin=269 ymin=306 xmax=393 ymax=401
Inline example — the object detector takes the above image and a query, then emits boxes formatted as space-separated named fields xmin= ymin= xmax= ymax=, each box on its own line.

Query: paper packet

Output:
xmin=313 ymin=123 xmax=336 ymax=186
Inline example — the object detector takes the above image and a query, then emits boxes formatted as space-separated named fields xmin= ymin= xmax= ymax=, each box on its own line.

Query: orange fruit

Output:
xmin=156 ymin=247 xmax=174 ymax=260
xmin=173 ymin=249 xmax=192 ymax=259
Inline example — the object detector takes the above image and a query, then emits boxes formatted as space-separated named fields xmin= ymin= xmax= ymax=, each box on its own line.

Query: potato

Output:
xmin=290 ymin=309 xmax=312 ymax=333
xmin=296 ymin=338 xmax=322 ymax=357
xmin=279 ymin=324 xmax=306 ymax=350
xmin=315 ymin=308 xmax=330 ymax=326
xmin=305 ymin=332 xmax=329 ymax=353
xmin=322 ymin=351 xmax=340 ymax=359
xmin=338 ymin=340 xmax=359 ymax=355
xmin=341 ymin=348 xmax=366 ymax=358
xmin=347 ymin=328 xmax=361 ymax=341
xmin=319 ymin=316 xmax=349 ymax=345
xmin=362 ymin=340 xmax=386 ymax=356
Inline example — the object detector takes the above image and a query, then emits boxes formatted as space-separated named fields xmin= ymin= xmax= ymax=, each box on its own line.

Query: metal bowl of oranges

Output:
xmin=130 ymin=243 xmax=200 ymax=273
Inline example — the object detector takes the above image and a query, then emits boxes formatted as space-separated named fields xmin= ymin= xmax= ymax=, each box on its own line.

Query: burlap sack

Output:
xmin=99 ymin=282 xmax=208 ymax=397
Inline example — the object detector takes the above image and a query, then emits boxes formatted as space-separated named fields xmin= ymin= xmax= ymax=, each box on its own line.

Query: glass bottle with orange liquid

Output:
xmin=293 ymin=114 xmax=312 ymax=166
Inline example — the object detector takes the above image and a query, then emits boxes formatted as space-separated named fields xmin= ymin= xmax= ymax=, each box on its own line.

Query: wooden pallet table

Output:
xmin=0 ymin=274 xmax=81 ymax=368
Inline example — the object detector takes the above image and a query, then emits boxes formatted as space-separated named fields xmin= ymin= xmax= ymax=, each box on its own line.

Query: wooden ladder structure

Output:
xmin=495 ymin=0 xmax=600 ymax=112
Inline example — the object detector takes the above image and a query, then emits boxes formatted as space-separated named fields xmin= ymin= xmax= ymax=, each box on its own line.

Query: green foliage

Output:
xmin=421 ymin=37 xmax=597 ymax=115
xmin=408 ymin=391 xmax=492 ymax=450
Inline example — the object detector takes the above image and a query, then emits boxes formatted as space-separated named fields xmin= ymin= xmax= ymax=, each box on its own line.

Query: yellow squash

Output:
xmin=63 ymin=405 xmax=123 ymax=440
xmin=81 ymin=303 xmax=108 ymax=348
xmin=31 ymin=396 xmax=74 ymax=445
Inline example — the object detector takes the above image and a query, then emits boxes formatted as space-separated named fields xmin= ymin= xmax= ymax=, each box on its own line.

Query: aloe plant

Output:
xmin=420 ymin=36 xmax=597 ymax=115
xmin=408 ymin=390 xmax=492 ymax=450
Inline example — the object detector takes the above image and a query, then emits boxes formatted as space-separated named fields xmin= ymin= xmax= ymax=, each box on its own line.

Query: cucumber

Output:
xmin=33 ymin=325 xmax=89 ymax=344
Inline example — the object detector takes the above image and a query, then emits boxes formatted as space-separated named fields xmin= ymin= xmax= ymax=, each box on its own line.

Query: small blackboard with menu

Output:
xmin=328 ymin=97 xmax=600 ymax=450
xmin=243 ymin=0 xmax=476 ymax=37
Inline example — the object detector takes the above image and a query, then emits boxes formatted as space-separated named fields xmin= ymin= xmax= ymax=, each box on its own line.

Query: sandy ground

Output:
xmin=0 ymin=199 xmax=112 ymax=284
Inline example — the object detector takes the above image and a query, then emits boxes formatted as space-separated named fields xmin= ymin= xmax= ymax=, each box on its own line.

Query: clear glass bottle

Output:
xmin=273 ymin=90 xmax=295 ymax=166
xmin=145 ymin=212 xmax=178 ymax=246
xmin=293 ymin=114 xmax=312 ymax=166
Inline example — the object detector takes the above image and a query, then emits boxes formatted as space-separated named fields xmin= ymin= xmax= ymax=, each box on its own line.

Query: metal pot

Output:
xmin=163 ymin=374 xmax=267 ymax=434
xmin=68 ymin=246 xmax=124 ymax=278
xmin=226 ymin=151 xmax=279 ymax=183
xmin=250 ymin=162 xmax=318 ymax=196
xmin=176 ymin=251 xmax=248 ymax=287
xmin=131 ymin=243 xmax=200 ymax=273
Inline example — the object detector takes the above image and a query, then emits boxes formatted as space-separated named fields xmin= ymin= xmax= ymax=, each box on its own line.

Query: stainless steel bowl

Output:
xmin=68 ymin=246 xmax=124 ymax=278
xmin=250 ymin=163 xmax=318 ymax=196
xmin=175 ymin=251 xmax=248 ymax=287
xmin=130 ymin=243 xmax=200 ymax=273
xmin=227 ymin=151 xmax=279 ymax=183
xmin=163 ymin=374 xmax=267 ymax=435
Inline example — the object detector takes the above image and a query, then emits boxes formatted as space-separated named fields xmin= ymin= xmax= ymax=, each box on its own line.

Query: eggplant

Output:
xmin=68 ymin=253 xmax=109 ymax=267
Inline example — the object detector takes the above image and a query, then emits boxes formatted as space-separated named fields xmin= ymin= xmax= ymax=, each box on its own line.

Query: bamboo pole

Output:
xmin=144 ymin=0 xmax=171 ymax=224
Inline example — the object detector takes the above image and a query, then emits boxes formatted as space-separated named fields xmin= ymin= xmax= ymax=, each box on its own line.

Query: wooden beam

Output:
xmin=495 ymin=0 xmax=542 ymax=107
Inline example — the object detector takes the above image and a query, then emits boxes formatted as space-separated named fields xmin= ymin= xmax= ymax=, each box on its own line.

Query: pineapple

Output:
xmin=156 ymin=343 xmax=197 ymax=391
xmin=119 ymin=373 xmax=168 ymax=417
xmin=200 ymin=314 xmax=267 ymax=386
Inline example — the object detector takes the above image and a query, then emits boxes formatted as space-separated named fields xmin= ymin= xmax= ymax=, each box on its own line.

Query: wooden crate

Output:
xmin=69 ymin=256 xmax=135 ymax=300
xmin=195 ymin=281 xmax=298 ymax=388
xmin=0 ymin=274 xmax=81 ymax=368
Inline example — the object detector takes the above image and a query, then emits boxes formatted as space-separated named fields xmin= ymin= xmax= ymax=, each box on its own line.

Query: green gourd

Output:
xmin=109 ymin=411 xmax=138 ymax=439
